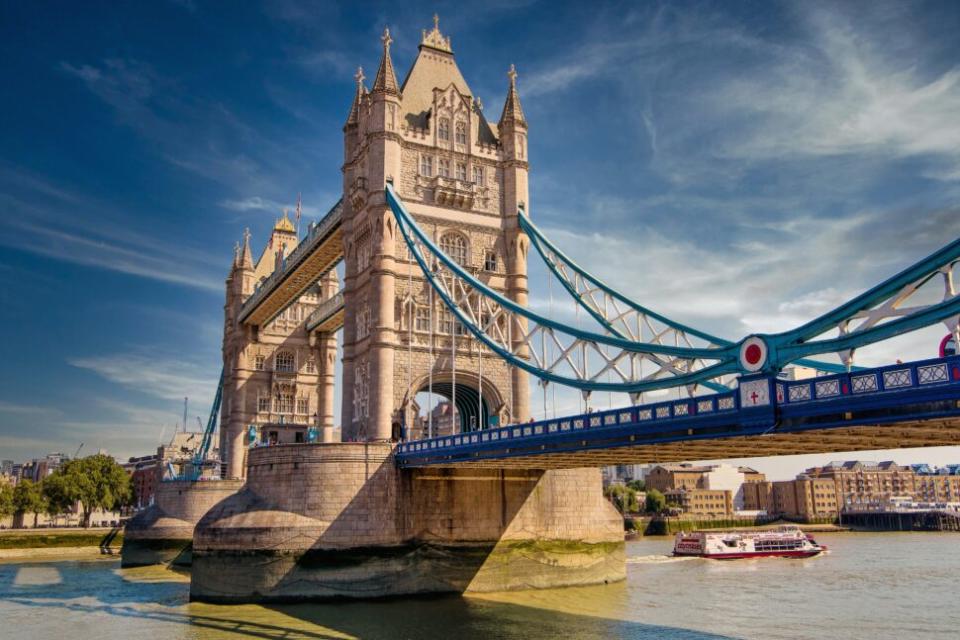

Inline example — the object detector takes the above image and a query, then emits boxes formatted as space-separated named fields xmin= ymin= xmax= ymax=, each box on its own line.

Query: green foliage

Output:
xmin=626 ymin=479 xmax=645 ymax=492
xmin=43 ymin=454 xmax=132 ymax=527
xmin=645 ymin=488 xmax=667 ymax=514
xmin=604 ymin=483 xmax=640 ymax=514
xmin=0 ymin=481 xmax=13 ymax=518
xmin=12 ymin=479 xmax=47 ymax=527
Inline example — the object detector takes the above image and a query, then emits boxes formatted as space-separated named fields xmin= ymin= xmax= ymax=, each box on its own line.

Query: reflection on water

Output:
xmin=1 ymin=533 xmax=958 ymax=640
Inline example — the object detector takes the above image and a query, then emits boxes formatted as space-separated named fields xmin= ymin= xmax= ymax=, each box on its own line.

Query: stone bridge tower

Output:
xmin=341 ymin=18 xmax=530 ymax=442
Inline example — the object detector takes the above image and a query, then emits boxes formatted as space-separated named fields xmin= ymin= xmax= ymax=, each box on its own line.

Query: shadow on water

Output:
xmin=0 ymin=559 xmax=738 ymax=640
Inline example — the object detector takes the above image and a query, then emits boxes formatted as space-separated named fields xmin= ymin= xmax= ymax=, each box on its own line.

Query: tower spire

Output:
xmin=239 ymin=227 xmax=253 ymax=270
xmin=500 ymin=63 xmax=526 ymax=128
xmin=371 ymin=27 xmax=400 ymax=95
xmin=345 ymin=66 xmax=366 ymax=127
xmin=420 ymin=13 xmax=452 ymax=53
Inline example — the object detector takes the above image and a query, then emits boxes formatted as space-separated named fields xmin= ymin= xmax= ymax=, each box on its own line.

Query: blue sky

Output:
xmin=1 ymin=1 xmax=959 ymax=478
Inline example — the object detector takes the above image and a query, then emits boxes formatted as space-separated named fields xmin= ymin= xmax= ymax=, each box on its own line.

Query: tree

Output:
xmin=645 ymin=488 xmax=667 ymax=514
xmin=604 ymin=484 xmax=640 ymax=514
xmin=44 ymin=454 xmax=132 ymax=527
xmin=0 ymin=481 xmax=13 ymax=520
xmin=13 ymin=479 xmax=46 ymax=528
xmin=626 ymin=479 xmax=645 ymax=492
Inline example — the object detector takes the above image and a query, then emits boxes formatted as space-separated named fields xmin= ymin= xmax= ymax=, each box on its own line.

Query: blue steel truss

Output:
xmin=386 ymin=183 xmax=960 ymax=392
xmin=519 ymin=211 xmax=856 ymax=378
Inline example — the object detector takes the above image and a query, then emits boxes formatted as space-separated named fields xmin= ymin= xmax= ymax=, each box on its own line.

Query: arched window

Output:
xmin=438 ymin=118 xmax=450 ymax=141
xmin=275 ymin=351 xmax=295 ymax=373
xmin=439 ymin=233 xmax=468 ymax=266
xmin=455 ymin=120 xmax=467 ymax=146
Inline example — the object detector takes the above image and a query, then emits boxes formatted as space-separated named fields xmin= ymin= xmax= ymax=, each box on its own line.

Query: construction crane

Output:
xmin=73 ymin=443 xmax=83 ymax=459
xmin=163 ymin=369 xmax=224 ymax=482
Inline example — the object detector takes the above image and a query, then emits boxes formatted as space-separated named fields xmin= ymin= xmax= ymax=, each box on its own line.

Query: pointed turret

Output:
xmin=371 ymin=28 xmax=400 ymax=96
xmin=232 ymin=241 xmax=240 ymax=270
xmin=345 ymin=66 xmax=366 ymax=128
xmin=239 ymin=228 xmax=254 ymax=271
xmin=499 ymin=64 xmax=526 ymax=128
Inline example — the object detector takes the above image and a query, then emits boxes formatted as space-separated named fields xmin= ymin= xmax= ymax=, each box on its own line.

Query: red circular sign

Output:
xmin=942 ymin=334 xmax=957 ymax=357
xmin=744 ymin=344 xmax=763 ymax=365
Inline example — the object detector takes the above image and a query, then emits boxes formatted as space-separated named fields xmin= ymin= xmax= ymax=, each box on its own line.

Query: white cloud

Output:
xmin=69 ymin=351 xmax=218 ymax=407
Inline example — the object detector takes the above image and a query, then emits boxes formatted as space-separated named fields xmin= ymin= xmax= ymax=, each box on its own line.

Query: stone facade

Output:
xmin=220 ymin=219 xmax=339 ymax=478
xmin=190 ymin=442 xmax=624 ymax=602
xmin=121 ymin=479 xmax=244 ymax=567
xmin=339 ymin=18 xmax=530 ymax=442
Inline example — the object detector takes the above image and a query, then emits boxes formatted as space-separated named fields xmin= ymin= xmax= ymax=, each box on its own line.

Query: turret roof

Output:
xmin=371 ymin=28 xmax=400 ymax=96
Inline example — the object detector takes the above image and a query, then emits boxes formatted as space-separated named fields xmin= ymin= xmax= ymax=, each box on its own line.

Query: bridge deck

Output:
xmin=396 ymin=356 xmax=960 ymax=469
xmin=239 ymin=200 xmax=343 ymax=327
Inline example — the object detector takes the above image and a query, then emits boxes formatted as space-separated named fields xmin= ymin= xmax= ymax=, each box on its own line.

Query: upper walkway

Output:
xmin=238 ymin=199 xmax=344 ymax=327
xmin=395 ymin=355 xmax=960 ymax=468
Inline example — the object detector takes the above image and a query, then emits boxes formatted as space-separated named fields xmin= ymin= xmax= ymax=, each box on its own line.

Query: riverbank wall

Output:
xmin=626 ymin=515 xmax=846 ymax=535
xmin=121 ymin=479 xmax=244 ymax=568
xmin=191 ymin=442 xmax=625 ymax=602
xmin=0 ymin=527 xmax=123 ymax=560
xmin=842 ymin=510 xmax=960 ymax=531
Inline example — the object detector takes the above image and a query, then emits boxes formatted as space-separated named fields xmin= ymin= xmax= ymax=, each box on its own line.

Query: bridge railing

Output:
xmin=396 ymin=355 xmax=960 ymax=459
xmin=239 ymin=198 xmax=343 ymax=322
xmin=306 ymin=291 xmax=344 ymax=331
xmin=397 ymin=389 xmax=741 ymax=455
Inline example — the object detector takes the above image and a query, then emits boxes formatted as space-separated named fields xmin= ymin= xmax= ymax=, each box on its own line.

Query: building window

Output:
xmin=472 ymin=165 xmax=484 ymax=185
xmin=356 ymin=229 xmax=372 ymax=271
xmin=297 ymin=397 xmax=309 ymax=414
xmin=305 ymin=358 xmax=316 ymax=374
xmin=438 ymin=158 xmax=451 ymax=178
xmin=254 ymin=354 xmax=265 ymax=371
xmin=441 ymin=311 xmax=466 ymax=336
xmin=258 ymin=396 xmax=270 ymax=413
xmin=439 ymin=233 xmax=467 ymax=266
xmin=275 ymin=351 xmax=295 ymax=373
xmin=353 ymin=360 xmax=370 ymax=421
xmin=276 ymin=392 xmax=294 ymax=414
xmin=420 ymin=154 xmax=433 ymax=177
xmin=415 ymin=306 xmax=430 ymax=332
xmin=484 ymin=251 xmax=497 ymax=272
xmin=438 ymin=118 xmax=450 ymax=141
xmin=356 ymin=305 xmax=371 ymax=339
xmin=455 ymin=162 xmax=467 ymax=181
xmin=455 ymin=121 xmax=467 ymax=146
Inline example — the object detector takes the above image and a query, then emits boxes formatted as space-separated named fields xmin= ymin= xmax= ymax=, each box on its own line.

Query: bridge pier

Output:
xmin=190 ymin=442 xmax=624 ymax=602
xmin=121 ymin=479 xmax=243 ymax=567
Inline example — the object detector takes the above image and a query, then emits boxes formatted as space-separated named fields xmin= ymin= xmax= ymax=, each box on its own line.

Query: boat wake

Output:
xmin=626 ymin=554 xmax=700 ymax=565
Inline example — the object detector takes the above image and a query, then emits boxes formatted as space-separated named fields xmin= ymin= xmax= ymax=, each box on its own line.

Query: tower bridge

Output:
xmin=124 ymin=16 xmax=960 ymax=603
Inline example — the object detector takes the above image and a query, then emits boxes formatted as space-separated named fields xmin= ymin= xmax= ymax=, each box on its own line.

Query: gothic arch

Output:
xmin=404 ymin=370 xmax=506 ymax=434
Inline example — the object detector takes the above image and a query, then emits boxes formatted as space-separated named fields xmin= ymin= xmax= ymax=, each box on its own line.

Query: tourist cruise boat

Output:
xmin=672 ymin=525 xmax=826 ymax=559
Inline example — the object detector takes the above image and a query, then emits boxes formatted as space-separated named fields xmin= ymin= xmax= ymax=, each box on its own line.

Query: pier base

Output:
xmin=121 ymin=479 xmax=243 ymax=567
xmin=190 ymin=443 xmax=624 ymax=602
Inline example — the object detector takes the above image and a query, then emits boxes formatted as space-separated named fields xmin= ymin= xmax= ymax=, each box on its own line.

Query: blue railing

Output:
xmin=396 ymin=355 xmax=960 ymax=466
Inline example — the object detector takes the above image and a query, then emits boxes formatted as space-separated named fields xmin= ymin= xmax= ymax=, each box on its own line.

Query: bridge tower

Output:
xmin=340 ymin=18 xmax=530 ymax=441
xmin=220 ymin=217 xmax=337 ymax=479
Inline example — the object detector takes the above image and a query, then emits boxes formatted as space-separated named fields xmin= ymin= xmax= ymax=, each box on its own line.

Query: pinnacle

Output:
xmin=371 ymin=27 xmax=400 ymax=96
xmin=345 ymin=66 xmax=367 ymax=127
xmin=499 ymin=63 xmax=526 ymax=128
xmin=239 ymin=227 xmax=254 ymax=270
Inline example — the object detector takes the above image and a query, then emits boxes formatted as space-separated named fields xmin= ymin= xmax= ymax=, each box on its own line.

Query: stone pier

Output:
xmin=190 ymin=442 xmax=624 ymax=602
xmin=121 ymin=479 xmax=244 ymax=567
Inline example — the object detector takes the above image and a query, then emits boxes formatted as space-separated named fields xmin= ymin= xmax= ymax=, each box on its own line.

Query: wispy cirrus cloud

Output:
xmin=69 ymin=350 xmax=218 ymax=407
xmin=0 ymin=166 xmax=224 ymax=292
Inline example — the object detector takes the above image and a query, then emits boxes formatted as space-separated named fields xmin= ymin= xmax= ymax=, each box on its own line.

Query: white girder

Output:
xmin=834 ymin=261 xmax=960 ymax=366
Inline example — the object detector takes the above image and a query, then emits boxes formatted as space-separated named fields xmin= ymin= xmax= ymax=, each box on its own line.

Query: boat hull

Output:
xmin=674 ymin=549 xmax=824 ymax=560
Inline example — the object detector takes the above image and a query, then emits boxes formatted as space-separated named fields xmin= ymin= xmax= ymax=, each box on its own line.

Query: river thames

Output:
xmin=1 ymin=532 xmax=957 ymax=639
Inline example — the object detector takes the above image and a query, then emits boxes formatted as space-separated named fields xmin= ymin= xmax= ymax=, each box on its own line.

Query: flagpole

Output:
xmin=295 ymin=192 xmax=302 ymax=238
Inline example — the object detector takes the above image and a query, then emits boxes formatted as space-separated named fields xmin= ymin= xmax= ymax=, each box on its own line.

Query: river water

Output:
xmin=1 ymin=533 xmax=957 ymax=639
